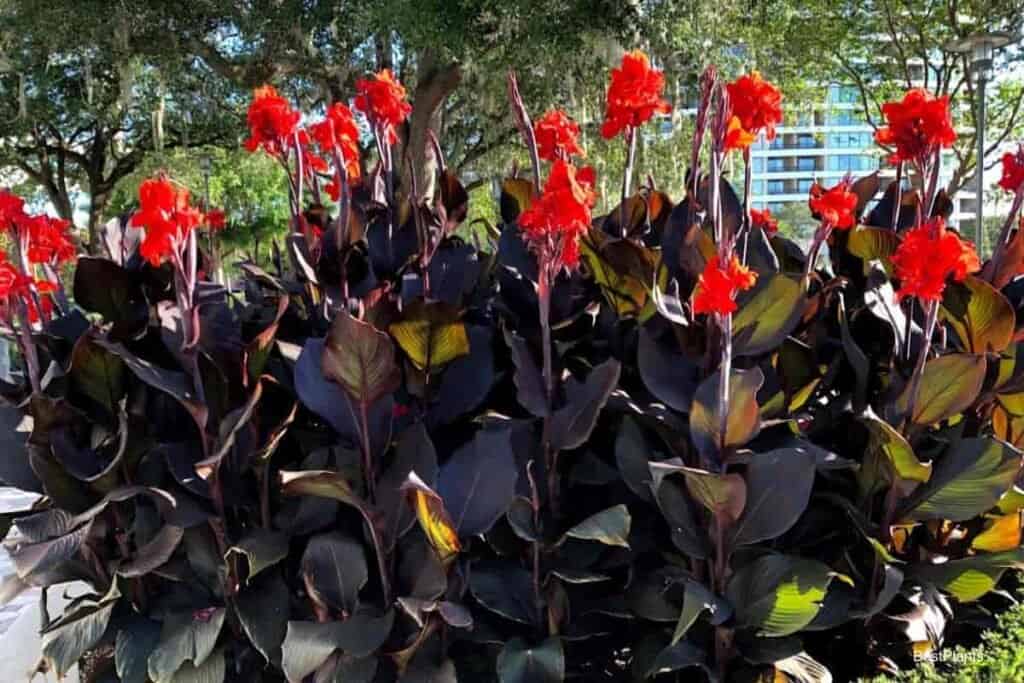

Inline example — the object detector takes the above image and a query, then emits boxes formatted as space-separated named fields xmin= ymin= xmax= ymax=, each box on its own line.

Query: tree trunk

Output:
xmin=87 ymin=187 xmax=111 ymax=255
xmin=398 ymin=51 xmax=462 ymax=203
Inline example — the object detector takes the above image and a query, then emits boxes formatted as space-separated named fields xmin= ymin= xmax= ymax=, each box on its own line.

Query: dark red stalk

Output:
xmin=986 ymin=190 xmax=1024 ymax=280
xmin=620 ymin=126 xmax=637 ymax=238
xmin=507 ymin=71 xmax=542 ymax=196
xmin=890 ymin=162 xmax=904 ymax=230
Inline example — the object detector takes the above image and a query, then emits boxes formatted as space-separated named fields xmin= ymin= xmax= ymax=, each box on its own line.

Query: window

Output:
xmin=766 ymin=158 xmax=786 ymax=172
xmin=767 ymin=180 xmax=786 ymax=194
xmin=752 ymin=158 xmax=765 ymax=173
xmin=796 ymin=157 xmax=817 ymax=171
xmin=797 ymin=135 xmax=817 ymax=149
xmin=752 ymin=180 xmax=766 ymax=195
xmin=796 ymin=179 xmax=814 ymax=193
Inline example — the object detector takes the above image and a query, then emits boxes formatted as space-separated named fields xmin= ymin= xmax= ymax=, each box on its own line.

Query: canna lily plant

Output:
xmin=2 ymin=51 xmax=1024 ymax=683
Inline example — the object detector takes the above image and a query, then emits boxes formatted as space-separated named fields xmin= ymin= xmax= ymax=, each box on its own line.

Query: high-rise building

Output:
xmin=747 ymin=84 xmax=976 ymax=237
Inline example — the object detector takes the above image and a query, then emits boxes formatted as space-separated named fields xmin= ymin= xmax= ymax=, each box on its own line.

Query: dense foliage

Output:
xmin=4 ymin=54 xmax=1024 ymax=683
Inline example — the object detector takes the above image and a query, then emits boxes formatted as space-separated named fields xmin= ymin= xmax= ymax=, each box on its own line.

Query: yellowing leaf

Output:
xmin=403 ymin=472 xmax=460 ymax=562
xmin=972 ymin=514 xmax=1023 ymax=552
xmin=389 ymin=300 xmax=470 ymax=371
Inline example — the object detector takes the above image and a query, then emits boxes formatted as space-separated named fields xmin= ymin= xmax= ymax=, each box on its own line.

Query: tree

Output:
xmin=0 ymin=2 xmax=240 ymax=250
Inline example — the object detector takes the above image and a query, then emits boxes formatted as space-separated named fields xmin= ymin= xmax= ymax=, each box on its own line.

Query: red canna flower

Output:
xmin=809 ymin=180 xmax=858 ymax=230
xmin=518 ymin=159 xmax=597 ymax=269
xmin=205 ymin=210 xmax=226 ymax=231
xmin=874 ymin=89 xmax=957 ymax=165
xmin=0 ymin=190 xmax=26 ymax=227
xmin=0 ymin=256 xmax=19 ymax=299
xmin=244 ymin=85 xmax=302 ymax=157
xmin=534 ymin=109 xmax=585 ymax=162
xmin=726 ymin=71 xmax=783 ymax=142
xmin=998 ymin=145 xmax=1024 ymax=193
xmin=311 ymin=102 xmax=362 ymax=181
xmin=130 ymin=177 xmax=204 ymax=266
xmin=693 ymin=254 xmax=758 ymax=316
xmin=724 ymin=115 xmax=757 ymax=152
xmin=890 ymin=217 xmax=979 ymax=302
xmin=23 ymin=215 xmax=75 ymax=265
xmin=354 ymin=70 xmax=412 ymax=145
xmin=600 ymin=50 xmax=672 ymax=140
xmin=750 ymin=208 xmax=779 ymax=237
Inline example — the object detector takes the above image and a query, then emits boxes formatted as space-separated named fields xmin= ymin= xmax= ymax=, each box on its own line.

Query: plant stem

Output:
xmin=903 ymin=299 xmax=939 ymax=428
xmin=890 ymin=162 xmax=904 ymax=230
xmin=717 ymin=313 xmax=732 ymax=457
xmin=620 ymin=126 xmax=637 ymax=238
xmin=802 ymin=223 xmax=833 ymax=288
xmin=538 ymin=269 xmax=559 ymax=519
xmin=507 ymin=72 xmax=543 ymax=196
xmin=526 ymin=460 xmax=544 ymax=628
xmin=740 ymin=148 xmax=753 ymax=264
xmin=359 ymin=398 xmax=376 ymax=504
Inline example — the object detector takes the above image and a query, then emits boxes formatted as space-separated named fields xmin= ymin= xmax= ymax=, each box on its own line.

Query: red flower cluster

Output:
xmin=890 ymin=218 xmax=979 ymax=302
xmin=534 ymin=109 xmax=585 ymax=162
xmin=244 ymin=85 xmax=301 ymax=157
xmin=726 ymin=71 xmax=783 ymax=145
xmin=311 ymin=103 xmax=362 ymax=179
xmin=205 ymin=209 xmax=227 ymax=232
xmin=0 ymin=190 xmax=76 ymax=266
xmin=875 ymin=89 xmax=957 ymax=165
xmin=809 ymin=180 xmax=858 ymax=230
xmin=750 ymin=207 xmax=779 ymax=237
xmin=354 ymin=70 xmax=412 ymax=145
xmin=999 ymin=145 xmax=1024 ymax=194
xmin=518 ymin=160 xmax=597 ymax=268
xmin=693 ymin=254 xmax=758 ymax=316
xmin=130 ymin=178 xmax=204 ymax=266
xmin=600 ymin=50 xmax=672 ymax=140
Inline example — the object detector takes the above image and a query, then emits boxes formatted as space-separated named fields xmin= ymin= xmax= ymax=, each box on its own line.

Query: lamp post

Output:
xmin=946 ymin=31 xmax=1019 ymax=251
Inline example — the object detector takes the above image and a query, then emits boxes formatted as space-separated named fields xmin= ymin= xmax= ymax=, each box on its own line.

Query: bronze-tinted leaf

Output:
xmin=941 ymin=276 xmax=1015 ymax=354
xmin=323 ymin=312 xmax=400 ymax=403
xmin=898 ymin=353 xmax=985 ymax=426
xmin=732 ymin=274 xmax=805 ymax=357
xmin=690 ymin=367 xmax=763 ymax=460
xmin=402 ymin=471 xmax=461 ymax=562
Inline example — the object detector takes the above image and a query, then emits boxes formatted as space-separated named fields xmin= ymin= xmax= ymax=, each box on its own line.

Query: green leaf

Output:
xmin=389 ymin=300 xmax=470 ymax=371
xmin=900 ymin=437 xmax=1020 ymax=522
xmin=148 ymin=608 xmax=226 ymax=683
xmin=730 ymin=448 xmax=817 ymax=546
xmin=322 ymin=311 xmax=400 ymax=403
xmin=301 ymin=532 xmax=368 ymax=616
xmin=900 ymin=353 xmax=986 ymax=425
xmin=847 ymin=226 xmax=899 ymax=274
xmin=497 ymin=637 xmax=564 ymax=683
xmin=941 ymin=276 xmax=1016 ymax=354
xmin=690 ymin=367 xmax=763 ymax=460
xmin=225 ymin=528 xmax=288 ymax=584
xmin=548 ymin=358 xmax=621 ymax=452
xmin=911 ymin=549 xmax=1024 ymax=602
xmin=563 ymin=505 xmax=631 ymax=547
xmin=649 ymin=460 xmax=746 ymax=525
xmin=280 ymin=611 xmax=394 ymax=683
xmin=732 ymin=273 xmax=805 ymax=357
xmin=41 ymin=581 xmax=120 ymax=677
xmin=727 ymin=555 xmax=850 ymax=637
xmin=860 ymin=412 xmax=932 ymax=485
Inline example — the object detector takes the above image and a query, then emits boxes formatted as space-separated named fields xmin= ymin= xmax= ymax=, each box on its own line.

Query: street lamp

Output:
xmin=946 ymin=30 xmax=1020 ymax=250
